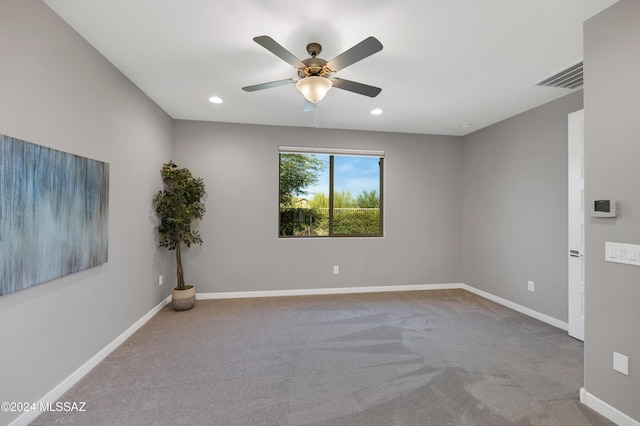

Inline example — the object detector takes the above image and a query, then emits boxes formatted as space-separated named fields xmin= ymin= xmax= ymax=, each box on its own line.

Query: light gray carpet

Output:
xmin=33 ymin=289 xmax=613 ymax=425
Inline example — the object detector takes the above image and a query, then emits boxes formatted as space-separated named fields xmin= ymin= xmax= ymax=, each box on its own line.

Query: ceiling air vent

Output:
xmin=534 ymin=61 xmax=583 ymax=89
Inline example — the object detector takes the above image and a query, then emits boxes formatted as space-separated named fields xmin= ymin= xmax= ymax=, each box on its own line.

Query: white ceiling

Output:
xmin=43 ymin=0 xmax=617 ymax=136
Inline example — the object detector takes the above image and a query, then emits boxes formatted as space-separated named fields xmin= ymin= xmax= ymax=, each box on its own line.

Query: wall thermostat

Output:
xmin=591 ymin=200 xmax=617 ymax=217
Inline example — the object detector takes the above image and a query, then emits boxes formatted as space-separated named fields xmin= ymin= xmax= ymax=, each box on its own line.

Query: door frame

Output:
xmin=568 ymin=109 xmax=585 ymax=341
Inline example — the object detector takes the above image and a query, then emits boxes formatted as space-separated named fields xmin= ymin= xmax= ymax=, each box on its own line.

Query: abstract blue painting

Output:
xmin=0 ymin=134 xmax=109 ymax=295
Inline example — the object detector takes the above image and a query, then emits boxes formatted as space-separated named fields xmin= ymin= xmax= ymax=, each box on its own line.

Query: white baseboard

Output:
xmin=196 ymin=283 xmax=462 ymax=300
xmin=10 ymin=295 xmax=171 ymax=426
xmin=581 ymin=387 xmax=640 ymax=426
xmin=460 ymin=284 xmax=569 ymax=331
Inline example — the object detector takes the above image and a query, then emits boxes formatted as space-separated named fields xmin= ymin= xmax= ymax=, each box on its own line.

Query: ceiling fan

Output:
xmin=242 ymin=35 xmax=383 ymax=111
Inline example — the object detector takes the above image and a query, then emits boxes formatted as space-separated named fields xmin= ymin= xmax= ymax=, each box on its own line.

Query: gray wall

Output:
xmin=0 ymin=1 xmax=173 ymax=424
xmin=172 ymin=121 xmax=463 ymax=292
xmin=584 ymin=0 xmax=640 ymax=420
xmin=461 ymin=91 xmax=584 ymax=322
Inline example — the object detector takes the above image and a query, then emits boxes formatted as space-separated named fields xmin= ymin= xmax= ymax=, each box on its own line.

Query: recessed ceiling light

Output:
xmin=371 ymin=108 xmax=383 ymax=115
xmin=208 ymin=96 xmax=223 ymax=104
xmin=462 ymin=123 xmax=472 ymax=129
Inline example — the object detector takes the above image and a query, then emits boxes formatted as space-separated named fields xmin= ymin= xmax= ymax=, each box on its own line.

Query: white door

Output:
xmin=568 ymin=109 xmax=585 ymax=341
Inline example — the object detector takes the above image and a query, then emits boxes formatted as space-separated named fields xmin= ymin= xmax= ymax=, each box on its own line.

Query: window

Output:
xmin=279 ymin=146 xmax=384 ymax=237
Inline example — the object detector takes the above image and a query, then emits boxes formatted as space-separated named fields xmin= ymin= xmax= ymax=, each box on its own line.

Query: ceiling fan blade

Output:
xmin=303 ymin=99 xmax=316 ymax=112
xmin=332 ymin=78 xmax=381 ymax=97
xmin=242 ymin=78 xmax=295 ymax=92
xmin=326 ymin=37 xmax=383 ymax=72
xmin=253 ymin=36 xmax=306 ymax=69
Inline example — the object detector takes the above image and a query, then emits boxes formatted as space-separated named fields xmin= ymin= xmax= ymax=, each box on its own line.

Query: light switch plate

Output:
xmin=605 ymin=242 xmax=640 ymax=267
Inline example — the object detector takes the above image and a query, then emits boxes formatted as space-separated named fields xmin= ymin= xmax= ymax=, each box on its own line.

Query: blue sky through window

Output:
xmin=304 ymin=154 xmax=380 ymax=197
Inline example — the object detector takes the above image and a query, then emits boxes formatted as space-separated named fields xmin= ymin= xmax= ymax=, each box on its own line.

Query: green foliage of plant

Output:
xmin=280 ymin=207 xmax=380 ymax=236
xmin=333 ymin=209 xmax=380 ymax=235
xmin=333 ymin=190 xmax=355 ymax=208
xmin=308 ymin=192 xmax=328 ymax=208
xmin=279 ymin=208 xmax=328 ymax=236
xmin=356 ymin=189 xmax=380 ymax=208
xmin=153 ymin=161 xmax=206 ymax=290
xmin=279 ymin=154 xmax=326 ymax=206
xmin=310 ymin=189 xmax=379 ymax=209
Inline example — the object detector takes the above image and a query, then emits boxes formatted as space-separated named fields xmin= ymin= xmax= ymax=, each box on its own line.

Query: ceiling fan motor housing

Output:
xmin=299 ymin=43 xmax=332 ymax=78
xmin=299 ymin=57 xmax=332 ymax=78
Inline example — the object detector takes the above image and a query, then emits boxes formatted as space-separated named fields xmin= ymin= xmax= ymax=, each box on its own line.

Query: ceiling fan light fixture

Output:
xmin=296 ymin=76 xmax=332 ymax=103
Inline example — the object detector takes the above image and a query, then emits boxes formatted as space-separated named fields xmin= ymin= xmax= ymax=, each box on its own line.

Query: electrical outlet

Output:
xmin=159 ymin=275 xmax=163 ymax=286
xmin=613 ymin=352 xmax=629 ymax=375
xmin=528 ymin=280 xmax=535 ymax=292
xmin=333 ymin=266 xmax=339 ymax=275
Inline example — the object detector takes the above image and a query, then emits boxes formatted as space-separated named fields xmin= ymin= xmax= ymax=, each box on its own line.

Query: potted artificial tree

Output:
xmin=153 ymin=161 xmax=206 ymax=311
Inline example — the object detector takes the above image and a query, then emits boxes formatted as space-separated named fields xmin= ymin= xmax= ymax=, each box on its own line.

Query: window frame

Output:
xmin=278 ymin=146 xmax=385 ymax=238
